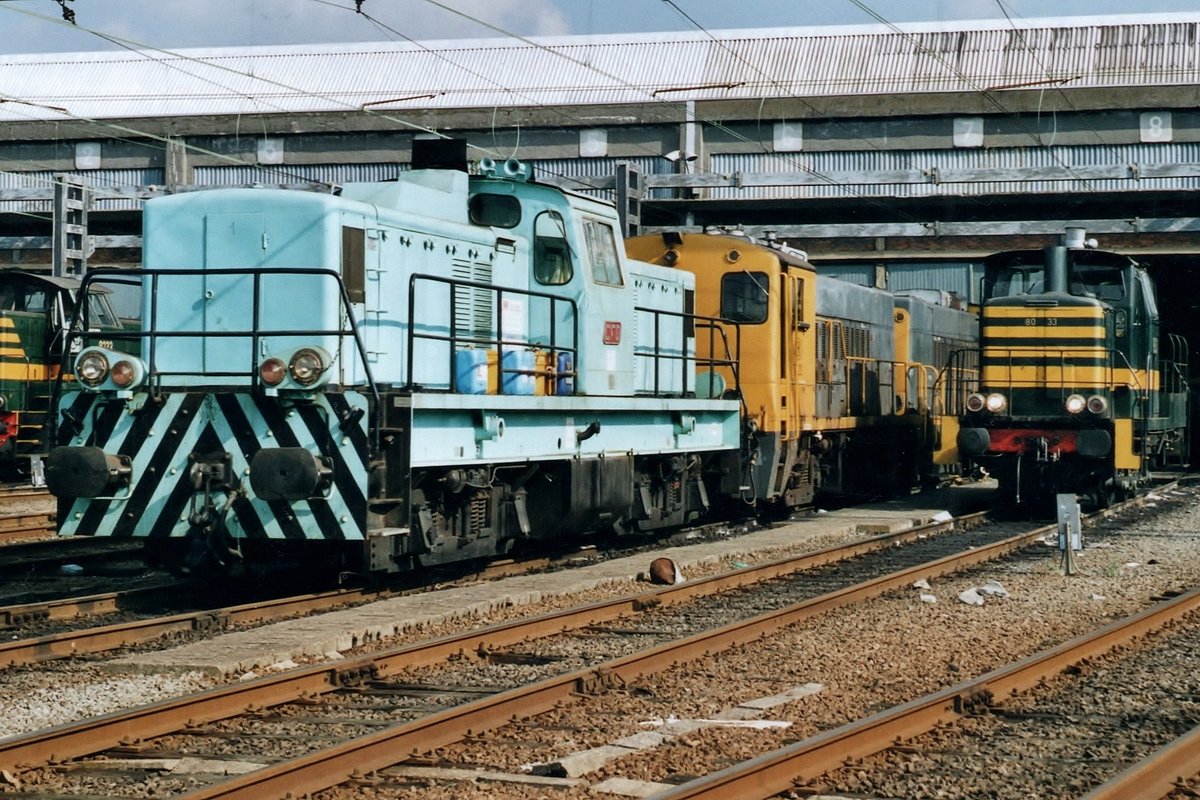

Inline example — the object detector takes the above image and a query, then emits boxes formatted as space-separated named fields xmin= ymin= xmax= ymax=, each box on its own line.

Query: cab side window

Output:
xmin=23 ymin=289 xmax=48 ymax=313
xmin=583 ymin=219 xmax=623 ymax=286
xmin=341 ymin=226 xmax=366 ymax=304
xmin=534 ymin=211 xmax=573 ymax=286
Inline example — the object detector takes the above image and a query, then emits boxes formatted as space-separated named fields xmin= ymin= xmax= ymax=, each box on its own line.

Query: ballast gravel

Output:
xmin=0 ymin=665 xmax=213 ymax=740
xmin=4 ymin=484 xmax=1200 ymax=800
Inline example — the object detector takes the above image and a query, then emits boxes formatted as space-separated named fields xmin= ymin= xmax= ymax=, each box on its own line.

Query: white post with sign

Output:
xmin=1057 ymin=493 xmax=1082 ymax=575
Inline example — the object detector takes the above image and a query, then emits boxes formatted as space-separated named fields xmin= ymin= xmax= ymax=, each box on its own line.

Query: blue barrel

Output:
xmin=556 ymin=352 xmax=574 ymax=396
xmin=501 ymin=349 xmax=535 ymax=395
xmin=455 ymin=349 xmax=489 ymax=394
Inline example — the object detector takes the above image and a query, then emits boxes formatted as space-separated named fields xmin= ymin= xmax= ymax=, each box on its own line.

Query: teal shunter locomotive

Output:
xmin=43 ymin=143 xmax=744 ymax=574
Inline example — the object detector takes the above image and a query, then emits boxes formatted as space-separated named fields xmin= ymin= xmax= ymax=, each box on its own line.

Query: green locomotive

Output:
xmin=955 ymin=231 xmax=1189 ymax=508
xmin=0 ymin=271 xmax=124 ymax=479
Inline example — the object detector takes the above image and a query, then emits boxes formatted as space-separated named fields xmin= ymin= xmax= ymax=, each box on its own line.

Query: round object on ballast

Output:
xmin=649 ymin=557 xmax=684 ymax=585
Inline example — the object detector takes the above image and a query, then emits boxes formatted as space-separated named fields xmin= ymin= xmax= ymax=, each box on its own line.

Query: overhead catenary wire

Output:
xmin=1 ymin=0 xmax=929 ymax=215
xmin=992 ymin=0 xmax=1114 ymax=149
xmin=843 ymin=0 xmax=1100 ymax=191
xmin=322 ymin=0 xmax=955 ymax=214
xmin=0 ymin=1 xmax=661 ymax=198
xmin=0 ymin=0 xmax=1160 ymax=221
xmin=408 ymin=0 xmax=938 ymax=216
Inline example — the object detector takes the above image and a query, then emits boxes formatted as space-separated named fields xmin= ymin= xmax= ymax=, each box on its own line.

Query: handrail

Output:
xmin=406 ymin=273 xmax=579 ymax=394
xmin=933 ymin=348 xmax=980 ymax=417
xmin=633 ymin=305 xmax=742 ymax=399
xmin=51 ymin=266 xmax=382 ymax=456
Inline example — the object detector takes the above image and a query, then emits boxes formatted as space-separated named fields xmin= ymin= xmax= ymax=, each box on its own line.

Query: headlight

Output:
xmin=260 ymin=357 xmax=286 ymax=386
xmin=1086 ymin=394 xmax=1109 ymax=415
xmin=1065 ymin=394 xmax=1086 ymax=414
xmin=76 ymin=350 xmax=110 ymax=387
xmin=965 ymin=393 xmax=986 ymax=413
xmin=985 ymin=393 xmax=1007 ymax=413
xmin=288 ymin=348 xmax=324 ymax=386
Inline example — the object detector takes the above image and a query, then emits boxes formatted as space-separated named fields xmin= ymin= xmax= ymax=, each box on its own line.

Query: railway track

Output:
xmin=0 ymin=510 xmax=55 ymax=545
xmin=0 ymin=537 xmax=719 ymax=666
xmin=1085 ymin=718 xmax=1200 ymax=800
xmin=0 ymin=482 xmax=1188 ymax=798
xmin=0 ymin=499 xmax=1119 ymax=796
xmin=652 ymin=587 xmax=1200 ymax=799
xmin=0 ymin=585 xmax=397 ymax=667
xmin=0 ymin=484 xmax=50 ymax=500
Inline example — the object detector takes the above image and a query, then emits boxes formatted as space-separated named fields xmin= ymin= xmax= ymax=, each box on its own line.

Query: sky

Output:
xmin=2 ymin=0 xmax=1200 ymax=55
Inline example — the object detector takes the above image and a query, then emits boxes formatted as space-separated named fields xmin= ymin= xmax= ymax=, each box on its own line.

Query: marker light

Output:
xmin=1086 ymin=394 xmax=1109 ymax=414
xmin=260 ymin=358 xmax=287 ymax=386
xmin=110 ymin=360 xmax=137 ymax=388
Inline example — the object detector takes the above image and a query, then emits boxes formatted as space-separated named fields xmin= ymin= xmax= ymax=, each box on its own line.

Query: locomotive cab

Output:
xmin=0 ymin=271 xmax=124 ymax=479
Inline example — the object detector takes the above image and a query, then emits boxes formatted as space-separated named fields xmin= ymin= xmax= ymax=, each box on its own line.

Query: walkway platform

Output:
xmin=107 ymin=482 xmax=994 ymax=676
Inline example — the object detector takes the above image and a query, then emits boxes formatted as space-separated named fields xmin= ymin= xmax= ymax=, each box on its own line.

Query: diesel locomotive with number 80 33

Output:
xmin=951 ymin=229 xmax=1189 ymax=510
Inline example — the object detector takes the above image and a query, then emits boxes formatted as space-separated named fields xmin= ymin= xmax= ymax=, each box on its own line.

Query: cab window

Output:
xmin=1069 ymin=265 xmax=1125 ymax=302
xmin=583 ymin=219 xmax=623 ymax=286
xmin=469 ymin=193 xmax=521 ymax=228
xmin=23 ymin=288 xmax=49 ymax=313
xmin=341 ymin=226 xmax=365 ymax=304
xmin=533 ymin=211 xmax=573 ymax=286
xmin=721 ymin=272 xmax=769 ymax=323
xmin=986 ymin=266 xmax=1044 ymax=298
xmin=86 ymin=291 xmax=120 ymax=328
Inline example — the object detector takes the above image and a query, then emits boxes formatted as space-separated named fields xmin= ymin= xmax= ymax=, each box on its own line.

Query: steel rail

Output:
xmin=0 ymin=512 xmax=964 ymax=668
xmin=0 ymin=542 xmax=603 ymax=633
xmin=0 ymin=585 xmax=179 ymax=628
xmin=1079 ymin=722 xmax=1200 ymax=800
xmin=0 ymin=487 xmax=51 ymax=500
xmin=0 ymin=585 xmax=390 ymax=667
xmin=170 ymin=515 xmax=1048 ymax=800
xmin=164 ymin=490 xmax=1179 ymax=800
xmin=651 ymin=587 xmax=1200 ymax=799
xmin=0 ymin=535 xmax=141 ymax=569
xmin=0 ymin=510 xmax=968 ymax=773
xmin=0 ymin=511 xmax=55 ymax=544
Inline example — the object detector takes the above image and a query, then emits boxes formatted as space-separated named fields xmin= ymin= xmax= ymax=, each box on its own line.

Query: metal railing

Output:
xmin=634 ymin=305 xmax=742 ymax=399
xmin=406 ymin=273 xmax=579 ymax=394
xmin=53 ymin=266 xmax=381 ymax=452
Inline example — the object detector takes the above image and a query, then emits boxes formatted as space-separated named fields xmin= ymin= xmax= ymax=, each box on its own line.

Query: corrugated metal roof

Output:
xmin=2 ymin=13 xmax=1199 ymax=122
xmin=0 ymin=168 xmax=160 ymax=211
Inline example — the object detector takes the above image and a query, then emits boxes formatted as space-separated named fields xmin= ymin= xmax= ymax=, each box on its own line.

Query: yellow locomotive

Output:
xmin=627 ymin=231 xmax=977 ymax=513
